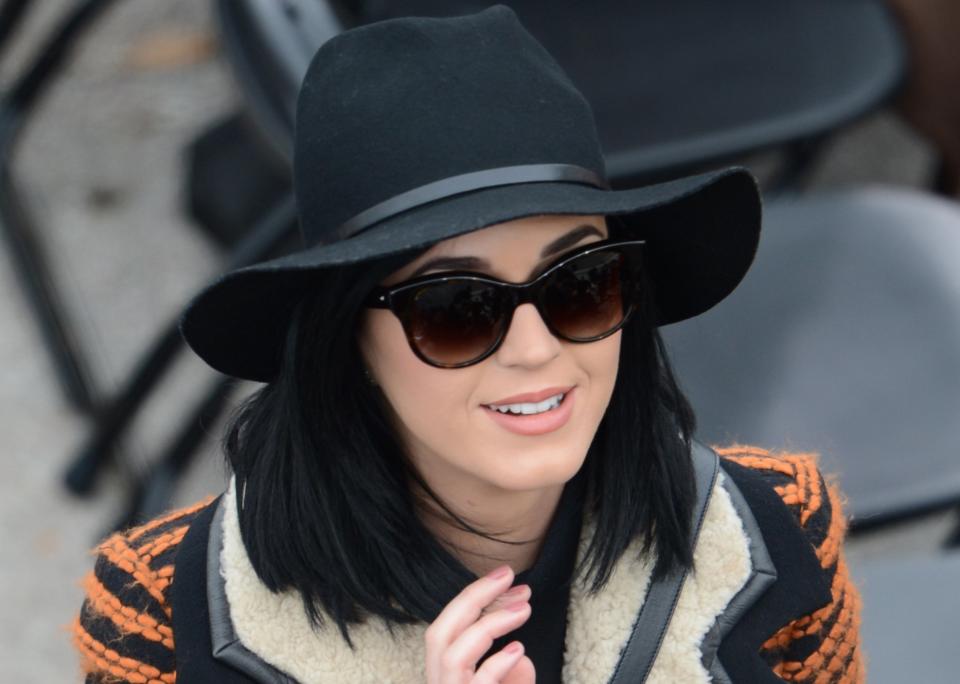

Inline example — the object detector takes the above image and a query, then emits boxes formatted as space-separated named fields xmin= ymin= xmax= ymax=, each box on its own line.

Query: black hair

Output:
xmin=223 ymin=218 xmax=697 ymax=647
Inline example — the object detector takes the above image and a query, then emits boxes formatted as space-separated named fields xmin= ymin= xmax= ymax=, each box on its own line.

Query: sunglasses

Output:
xmin=364 ymin=238 xmax=646 ymax=368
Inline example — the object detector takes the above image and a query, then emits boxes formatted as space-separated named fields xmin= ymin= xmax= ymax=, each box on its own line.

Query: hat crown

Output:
xmin=293 ymin=5 xmax=606 ymax=245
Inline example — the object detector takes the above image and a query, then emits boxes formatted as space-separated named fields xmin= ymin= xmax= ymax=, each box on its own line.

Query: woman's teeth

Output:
xmin=488 ymin=393 xmax=565 ymax=415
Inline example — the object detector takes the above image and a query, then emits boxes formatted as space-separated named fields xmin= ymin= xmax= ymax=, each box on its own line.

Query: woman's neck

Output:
xmin=416 ymin=481 xmax=565 ymax=578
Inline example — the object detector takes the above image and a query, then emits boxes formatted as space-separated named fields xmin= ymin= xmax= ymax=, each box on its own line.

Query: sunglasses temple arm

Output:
xmin=363 ymin=289 xmax=391 ymax=309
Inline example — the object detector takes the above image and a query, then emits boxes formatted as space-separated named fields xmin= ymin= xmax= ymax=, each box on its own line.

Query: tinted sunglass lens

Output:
xmin=400 ymin=281 xmax=505 ymax=366
xmin=542 ymin=251 xmax=628 ymax=340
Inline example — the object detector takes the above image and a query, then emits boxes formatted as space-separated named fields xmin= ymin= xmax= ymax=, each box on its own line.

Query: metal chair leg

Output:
xmin=64 ymin=194 xmax=298 ymax=495
xmin=112 ymin=376 xmax=237 ymax=531
xmin=3 ymin=0 xmax=119 ymax=113
xmin=0 ymin=0 xmax=121 ymax=412
xmin=63 ymin=317 xmax=185 ymax=494
xmin=0 ymin=133 xmax=100 ymax=413
xmin=0 ymin=1 xmax=32 ymax=62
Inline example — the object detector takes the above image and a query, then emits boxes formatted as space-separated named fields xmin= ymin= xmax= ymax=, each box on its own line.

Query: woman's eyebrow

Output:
xmin=540 ymin=224 xmax=604 ymax=259
xmin=408 ymin=224 xmax=604 ymax=278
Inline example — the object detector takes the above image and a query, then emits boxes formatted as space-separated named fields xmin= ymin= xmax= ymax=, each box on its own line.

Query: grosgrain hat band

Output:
xmin=336 ymin=163 xmax=611 ymax=239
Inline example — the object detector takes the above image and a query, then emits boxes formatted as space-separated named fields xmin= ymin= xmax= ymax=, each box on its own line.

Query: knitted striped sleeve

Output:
xmin=717 ymin=445 xmax=865 ymax=684
xmin=72 ymin=498 xmax=214 ymax=684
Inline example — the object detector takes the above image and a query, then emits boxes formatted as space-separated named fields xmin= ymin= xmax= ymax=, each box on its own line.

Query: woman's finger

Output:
xmin=500 ymin=655 xmax=536 ymax=684
xmin=440 ymin=601 xmax=531 ymax=678
xmin=481 ymin=584 xmax=531 ymax=616
xmin=425 ymin=565 xmax=518 ymax=680
xmin=470 ymin=642 xmax=526 ymax=684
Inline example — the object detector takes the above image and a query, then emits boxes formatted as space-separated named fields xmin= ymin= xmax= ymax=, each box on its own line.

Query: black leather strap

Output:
xmin=336 ymin=163 xmax=610 ymax=239
xmin=609 ymin=442 xmax=720 ymax=683
xmin=207 ymin=496 xmax=296 ymax=683
xmin=699 ymin=463 xmax=778 ymax=683
xmin=170 ymin=497 xmax=259 ymax=683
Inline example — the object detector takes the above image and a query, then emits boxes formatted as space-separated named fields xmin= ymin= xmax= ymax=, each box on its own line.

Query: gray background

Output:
xmin=0 ymin=1 xmax=954 ymax=681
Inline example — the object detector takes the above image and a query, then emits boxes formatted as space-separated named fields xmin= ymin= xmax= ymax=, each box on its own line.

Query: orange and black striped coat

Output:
xmin=73 ymin=446 xmax=864 ymax=683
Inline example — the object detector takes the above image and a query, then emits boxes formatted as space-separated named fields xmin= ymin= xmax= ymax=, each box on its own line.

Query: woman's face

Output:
xmin=358 ymin=214 xmax=621 ymax=501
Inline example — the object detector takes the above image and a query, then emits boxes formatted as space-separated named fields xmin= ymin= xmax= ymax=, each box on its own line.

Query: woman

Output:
xmin=74 ymin=6 xmax=863 ymax=683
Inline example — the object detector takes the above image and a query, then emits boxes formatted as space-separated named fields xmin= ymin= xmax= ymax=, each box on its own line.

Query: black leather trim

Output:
xmin=170 ymin=496 xmax=257 ymax=683
xmin=337 ymin=163 xmax=610 ymax=238
xmin=169 ymin=457 xmax=830 ymax=682
xmin=700 ymin=465 xmax=779 ymax=683
xmin=716 ymin=459 xmax=834 ymax=683
xmin=608 ymin=441 xmax=719 ymax=683
xmin=207 ymin=496 xmax=297 ymax=684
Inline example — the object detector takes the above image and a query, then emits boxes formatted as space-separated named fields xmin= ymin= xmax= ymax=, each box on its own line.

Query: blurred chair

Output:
xmin=0 ymin=0 xmax=118 ymax=417
xmin=0 ymin=0 xmax=295 ymax=529
xmin=662 ymin=188 xmax=960 ymax=531
xmin=218 ymin=0 xmax=905 ymax=190
xmin=852 ymin=550 xmax=960 ymax=682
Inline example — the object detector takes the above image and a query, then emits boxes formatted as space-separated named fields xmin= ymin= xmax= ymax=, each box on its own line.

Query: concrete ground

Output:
xmin=0 ymin=2 xmax=954 ymax=682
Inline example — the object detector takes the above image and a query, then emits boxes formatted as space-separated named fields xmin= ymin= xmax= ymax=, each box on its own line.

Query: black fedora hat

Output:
xmin=181 ymin=5 xmax=761 ymax=382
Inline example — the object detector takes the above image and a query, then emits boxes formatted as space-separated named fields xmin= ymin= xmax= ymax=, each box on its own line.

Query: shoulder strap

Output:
xmin=608 ymin=441 xmax=719 ymax=684
xmin=169 ymin=495 xmax=263 ymax=683
xmin=207 ymin=494 xmax=298 ymax=683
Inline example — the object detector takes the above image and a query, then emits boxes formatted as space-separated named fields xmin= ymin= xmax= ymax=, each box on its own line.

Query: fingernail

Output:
xmin=506 ymin=601 xmax=529 ymax=612
xmin=487 ymin=565 xmax=511 ymax=580
xmin=505 ymin=641 xmax=523 ymax=654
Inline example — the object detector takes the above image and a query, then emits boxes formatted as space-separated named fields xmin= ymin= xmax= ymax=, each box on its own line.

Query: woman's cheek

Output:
xmin=373 ymin=344 xmax=478 ymax=455
xmin=583 ymin=334 xmax=621 ymax=431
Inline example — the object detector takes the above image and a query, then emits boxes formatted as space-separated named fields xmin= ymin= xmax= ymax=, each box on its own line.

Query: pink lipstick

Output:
xmin=482 ymin=387 xmax=576 ymax=436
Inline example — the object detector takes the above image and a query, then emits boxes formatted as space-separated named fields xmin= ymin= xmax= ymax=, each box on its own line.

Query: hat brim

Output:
xmin=181 ymin=166 xmax=760 ymax=381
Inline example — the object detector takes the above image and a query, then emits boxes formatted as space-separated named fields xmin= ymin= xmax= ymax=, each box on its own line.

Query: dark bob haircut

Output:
xmin=223 ymin=216 xmax=697 ymax=647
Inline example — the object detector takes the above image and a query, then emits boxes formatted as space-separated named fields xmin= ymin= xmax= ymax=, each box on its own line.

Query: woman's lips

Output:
xmin=482 ymin=387 xmax=575 ymax=436
xmin=487 ymin=385 xmax=574 ymax=406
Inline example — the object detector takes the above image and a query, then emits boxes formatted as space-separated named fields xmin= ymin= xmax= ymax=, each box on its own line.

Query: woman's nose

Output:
xmin=494 ymin=303 xmax=562 ymax=368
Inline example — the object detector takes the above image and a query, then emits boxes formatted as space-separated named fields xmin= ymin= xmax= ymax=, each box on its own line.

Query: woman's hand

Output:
xmin=425 ymin=565 xmax=536 ymax=683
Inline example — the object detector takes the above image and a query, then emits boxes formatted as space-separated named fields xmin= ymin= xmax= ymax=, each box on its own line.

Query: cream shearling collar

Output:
xmin=219 ymin=472 xmax=752 ymax=683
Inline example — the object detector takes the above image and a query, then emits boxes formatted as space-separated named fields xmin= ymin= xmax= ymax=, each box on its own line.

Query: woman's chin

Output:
xmin=477 ymin=448 xmax=586 ymax=492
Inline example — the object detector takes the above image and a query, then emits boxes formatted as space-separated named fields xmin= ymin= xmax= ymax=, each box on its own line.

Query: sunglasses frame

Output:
xmin=364 ymin=238 xmax=647 ymax=368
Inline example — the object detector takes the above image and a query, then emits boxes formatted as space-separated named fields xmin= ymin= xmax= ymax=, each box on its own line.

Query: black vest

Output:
xmin=170 ymin=455 xmax=830 ymax=683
